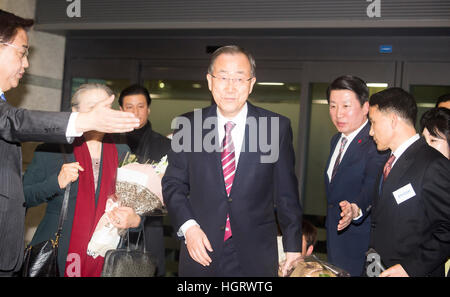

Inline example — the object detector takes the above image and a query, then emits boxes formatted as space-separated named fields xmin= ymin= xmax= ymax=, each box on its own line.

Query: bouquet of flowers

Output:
xmin=289 ymin=255 xmax=350 ymax=277
xmin=87 ymin=153 xmax=168 ymax=258
xmin=115 ymin=153 xmax=168 ymax=216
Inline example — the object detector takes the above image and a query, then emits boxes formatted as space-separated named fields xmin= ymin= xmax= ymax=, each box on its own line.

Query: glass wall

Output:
xmin=410 ymin=85 xmax=450 ymax=131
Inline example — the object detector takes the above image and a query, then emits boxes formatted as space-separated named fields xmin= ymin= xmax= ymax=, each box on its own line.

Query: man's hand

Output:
xmin=75 ymin=95 xmax=140 ymax=133
xmin=280 ymin=252 xmax=302 ymax=277
xmin=337 ymin=200 xmax=360 ymax=231
xmin=57 ymin=162 xmax=84 ymax=189
xmin=185 ymin=225 xmax=213 ymax=267
xmin=380 ymin=264 xmax=409 ymax=277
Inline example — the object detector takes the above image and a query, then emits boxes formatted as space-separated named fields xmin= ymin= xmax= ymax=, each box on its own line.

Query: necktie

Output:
xmin=0 ymin=93 xmax=6 ymax=102
xmin=222 ymin=121 xmax=236 ymax=241
xmin=331 ymin=137 xmax=347 ymax=180
xmin=383 ymin=154 xmax=396 ymax=181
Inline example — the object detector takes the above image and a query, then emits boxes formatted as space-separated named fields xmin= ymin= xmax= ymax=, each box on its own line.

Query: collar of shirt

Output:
xmin=391 ymin=133 xmax=420 ymax=167
xmin=217 ymin=103 xmax=248 ymax=165
xmin=339 ymin=119 xmax=368 ymax=147
xmin=327 ymin=120 xmax=368 ymax=181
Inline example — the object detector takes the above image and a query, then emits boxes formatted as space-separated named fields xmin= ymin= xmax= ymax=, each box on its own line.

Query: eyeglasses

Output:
xmin=0 ymin=42 xmax=29 ymax=58
xmin=210 ymin=74 xmax=253 ymax=86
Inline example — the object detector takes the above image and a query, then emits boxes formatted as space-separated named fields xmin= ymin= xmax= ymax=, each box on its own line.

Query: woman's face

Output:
xmin=423 ymin=127 xmax=450 ymax=159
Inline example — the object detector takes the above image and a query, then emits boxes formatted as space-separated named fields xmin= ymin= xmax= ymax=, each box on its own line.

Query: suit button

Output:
xmin=220 ymin=226 xmax=225 ymax=230
xmin=371 ymin=223 xmax=376 ymax=229
xmin=228 ymin=198 xmax=232 ymax=202
xmin=22 ymin=202 xmax=27 ymax=208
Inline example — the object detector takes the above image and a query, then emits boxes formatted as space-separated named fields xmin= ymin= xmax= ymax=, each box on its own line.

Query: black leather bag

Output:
xmin=101 ymin=228 xmax=156 ymax=277
xmin=21 ymin=182 xmax=71 ymax=277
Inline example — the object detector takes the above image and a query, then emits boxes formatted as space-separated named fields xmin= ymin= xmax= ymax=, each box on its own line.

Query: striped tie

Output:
xmin=331 ymin=137 xmax=347 ymax=180
xmin=222 ymin=121 xmax=236 ymax=241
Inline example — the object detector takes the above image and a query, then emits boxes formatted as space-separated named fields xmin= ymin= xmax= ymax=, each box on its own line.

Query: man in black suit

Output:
xmin=119 ymin=84 xmax=171 ymax=276
xmin=0 ymin=9 xmax=139 ymax=276
xmin=162 ymin=45 xmax=302 ymax=276
xmin=368 ymin=87 xmax=450 ymax=277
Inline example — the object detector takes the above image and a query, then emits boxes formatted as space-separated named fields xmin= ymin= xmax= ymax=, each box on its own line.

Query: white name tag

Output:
xmin=392 ymin=183 xmax=416 ymax=204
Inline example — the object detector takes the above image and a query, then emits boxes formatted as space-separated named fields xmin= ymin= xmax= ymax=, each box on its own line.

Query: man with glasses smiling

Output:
xmin=163 ymin=45 xmax=303 ymax=277
xmin=0 ymin=9 xmax=139 ymax=276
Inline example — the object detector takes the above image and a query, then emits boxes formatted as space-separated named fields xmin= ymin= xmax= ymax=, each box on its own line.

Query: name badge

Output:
xmin=392 ymin=183 xmax=416 ymax=204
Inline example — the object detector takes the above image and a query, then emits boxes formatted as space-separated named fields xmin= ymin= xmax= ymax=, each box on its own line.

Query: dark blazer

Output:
xmin=0 ymin=101 xmax=70 ymax=271
xmin=324 ymin=122 xmax=388 ymax=276
xmin=370 ymin=137 xmax=450 ymax=277
xmin=23 ymin=141 xmax=129 ymax=276
xmin=162 ymin=102 xmax=303 ymax=277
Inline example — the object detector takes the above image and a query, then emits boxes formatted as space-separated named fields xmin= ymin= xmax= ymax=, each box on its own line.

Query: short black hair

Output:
xmin=436 ymin=93 xmax=450 ymax=108
xmin=302 ymin=219 xmax=317 ymax=249
xmin=420 ymin=107 xmax=450 ymax=148
xmin=0 ymin=9 xmax=34 ymax=43
xmin=326 ymin=75 xmax=369 ymax=106
xmin=118 ymin=84 xmax=151 ymax=107
xmin=369 ymin=87 xmax=418 ymax=127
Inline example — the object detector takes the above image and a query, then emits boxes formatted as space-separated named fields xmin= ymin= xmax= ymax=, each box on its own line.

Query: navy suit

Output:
xmin=324 ymin=122 xmax=388 ymax=276
xmin=162 ymin=102 xmax=302 ymax=276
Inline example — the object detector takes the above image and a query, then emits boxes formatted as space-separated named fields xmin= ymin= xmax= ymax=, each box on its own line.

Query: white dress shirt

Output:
xmin=177 ymin=103 xmax=249 ymax=238
xmin=390 ymin=133 xmax=420 ymax=168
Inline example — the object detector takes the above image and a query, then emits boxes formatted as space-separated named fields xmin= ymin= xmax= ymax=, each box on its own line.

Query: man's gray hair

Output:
xmin=208 ymin=45 xmax=256 ymax=77
xmin=71 ymin=83 xmax=114 ymax=108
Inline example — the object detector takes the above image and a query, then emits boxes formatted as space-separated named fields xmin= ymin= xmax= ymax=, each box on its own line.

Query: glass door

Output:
xmin=403 ymin=62 xmax=450 ymax=131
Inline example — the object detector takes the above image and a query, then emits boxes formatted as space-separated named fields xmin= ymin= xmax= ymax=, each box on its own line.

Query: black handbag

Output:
xmin=101 ymin=227 xmax=156 ymax=277
xmin=21 ymin=182 xmax=71 ymax=277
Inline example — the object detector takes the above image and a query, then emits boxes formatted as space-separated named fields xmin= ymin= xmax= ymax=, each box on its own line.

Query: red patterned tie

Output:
xmin=222 ymin=121 xmax=236 ymax=241
xmin=383 ymin=154 xmax=396 ymax=181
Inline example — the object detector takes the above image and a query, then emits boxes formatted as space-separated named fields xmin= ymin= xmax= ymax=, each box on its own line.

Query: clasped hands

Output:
xmin=184 ymin=225 xmax=301 ymax=276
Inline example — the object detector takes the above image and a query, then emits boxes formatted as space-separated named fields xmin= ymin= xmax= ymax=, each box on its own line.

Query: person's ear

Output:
xmin=248 ymin=77 xmax=256 ymax=94
xmin=206 ymin=73 xmax=213 ymax=92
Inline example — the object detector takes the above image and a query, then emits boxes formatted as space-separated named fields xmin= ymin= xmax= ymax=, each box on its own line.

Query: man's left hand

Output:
xmin=280 ymin=252 xmax=302 ymax=277
xmin=337 ymin=200 xmax=360 ymax=231
xmin=379 ymin=264 xmax=409 ymax=277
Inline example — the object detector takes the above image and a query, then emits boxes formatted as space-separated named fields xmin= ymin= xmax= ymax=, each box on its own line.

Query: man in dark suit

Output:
xmin=324 ymin=75 xmax=387 ymax=276
xmin=162 ymin=45 xmax=303 ymax=277
xmin=0 ymin=10 xmax=139 ymax=275
xmin=119 ymin=84 xmax=171 ymax=276
xmin=368 ymin=87 xmax=450 ymax=277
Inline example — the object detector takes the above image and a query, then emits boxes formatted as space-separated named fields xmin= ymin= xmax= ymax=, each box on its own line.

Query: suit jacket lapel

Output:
xmin=229 ymin=103 xmax=259 ymax=197
xmin=338 ymin=122 xmax=371 ymax=168
xmin=378 ymin=137 xmax=425 ymax=211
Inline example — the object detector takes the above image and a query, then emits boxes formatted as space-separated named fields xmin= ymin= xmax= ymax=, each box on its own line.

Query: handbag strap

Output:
xmin=54 ymin=145 xmax=72 ymax=242
xmin=125 ymin=221 xmax=147 ymax=253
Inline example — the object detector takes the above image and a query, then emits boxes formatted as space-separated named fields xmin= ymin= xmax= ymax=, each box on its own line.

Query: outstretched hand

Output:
xmin=337 ymin=200 xmax=360 ymax=231
xmin=75 ymin=95 xmax=140 ymax=134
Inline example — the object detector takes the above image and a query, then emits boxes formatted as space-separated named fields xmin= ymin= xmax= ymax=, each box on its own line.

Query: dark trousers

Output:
xmin=217 ymin=237 xmax=244 ymax=277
